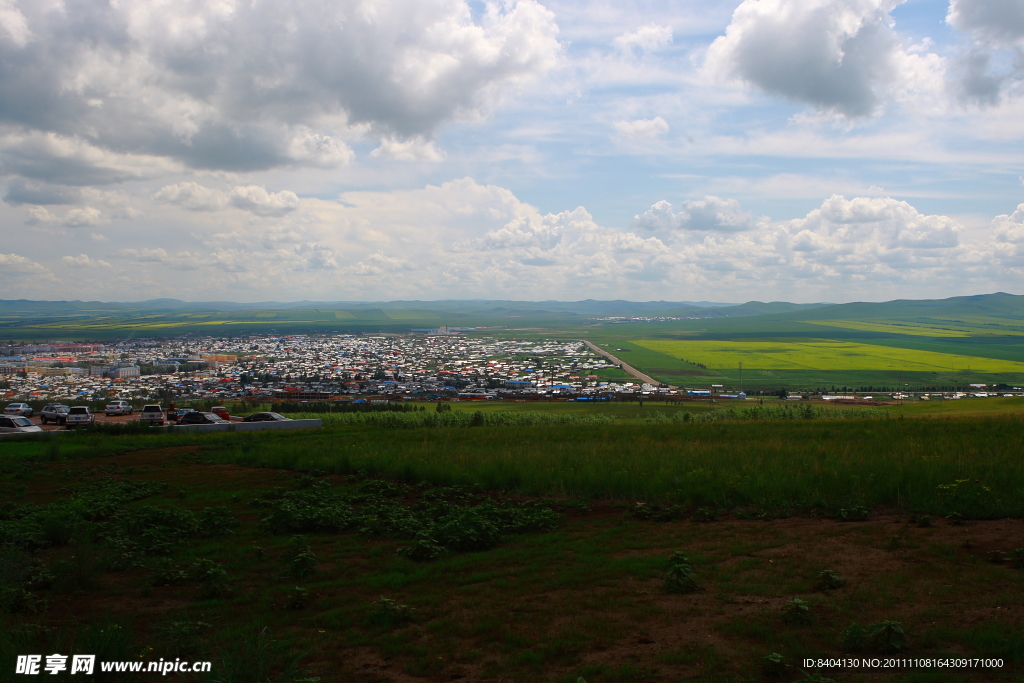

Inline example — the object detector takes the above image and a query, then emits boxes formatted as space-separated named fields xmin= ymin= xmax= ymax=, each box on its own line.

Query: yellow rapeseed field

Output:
xmin=633 ymin=338 xmax=1024 ymax=372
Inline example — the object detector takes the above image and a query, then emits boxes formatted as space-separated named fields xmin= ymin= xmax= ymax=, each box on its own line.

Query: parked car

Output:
xmin=178 ymin=411 xmax=230 ymax=425
xmin=0 ymin=416 xmax=42 ymax=433
xmin=4 ymin=403 xmax=33 ymax=417
xmin=211 ymin=406 xmax=230 ymax=420
xmin=40 ymin=404 xmax=70 ymax=425
xmin=242 ymin=412 xmax=291 ymax=422
xmin=104 ymin=400 xmax=134 ymax=416
xmin=173 ymin=407 xmax=196 ymax=424
xmin=139 ymin=405 xmax=165 ymax=426
xmin=65 ymin=406 xmax=95 ymax=428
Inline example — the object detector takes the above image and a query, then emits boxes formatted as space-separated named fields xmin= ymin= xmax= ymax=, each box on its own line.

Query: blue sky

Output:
xmin=1 ymin=0 xmax=1023 ymax=303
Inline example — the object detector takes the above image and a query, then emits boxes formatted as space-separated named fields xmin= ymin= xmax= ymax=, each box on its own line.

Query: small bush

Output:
xmin=433 ymin=512 xmax=500 ymax=552
xmin=841 ymin=622 xmax=868 ymax=651
xmin=663 ymin=551 xmax=698 ymax=594
xmin=285 ymin=586 xmax=309 ymax=610
xmin=868 ymin=620 xmax=908 ymax=653
xmin=836 ymin=506 xmax=869 ymax=522
xmin=157 ymin=619 xmax=211 ymax=656
xmin=762 ymin=652 xmax=787 ymax=678
xmin=912 ymin=514 xmax=932 ymax=528
xmin=192 ymin=559 xmax=230 ymax=598
xmin=1010 ymin=548 xmax=1024 ymax=570
xmin=814 ymin=570 xmax=844 ymax=591
xmin=197 ymin=507 xmax=240 ymax=537
xmin=0 ymin=586 xmax=43 ymax=614
xmin=367 ymin=596 xmax=413 ymax=628
xmin=782 ymin=598 xmax=811 ymax=625
xmin=284 ymin=537 xmax=317 ymax=578
xmin=150 ymin=559 xmax=192 ymax=587
xmin=397 ymin=537 xmax=448 ymax=562
xmin=691 ymin=508 xmax=719 ymax=523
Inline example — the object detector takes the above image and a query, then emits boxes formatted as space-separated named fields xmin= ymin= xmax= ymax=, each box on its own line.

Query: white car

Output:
xmin=4 ymin=403 xmax=34 ymax=417
xmin=139 ymin=405 xmax=165 ymax=425
xmin=65 ymin=406 xmax=95 ymax=428
xmin=105 ymin=400 xmax=134 ymax=416
xmin=0 ymin=416 xmax=43 ymax=433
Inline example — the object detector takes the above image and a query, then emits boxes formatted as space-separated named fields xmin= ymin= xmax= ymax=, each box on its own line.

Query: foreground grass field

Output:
xmin=2 ymin=416 xmax=1023 ymax=682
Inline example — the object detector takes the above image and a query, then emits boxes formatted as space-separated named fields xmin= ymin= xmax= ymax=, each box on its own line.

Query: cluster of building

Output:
xmin=0 ymin=334 xmax=664 ymax=404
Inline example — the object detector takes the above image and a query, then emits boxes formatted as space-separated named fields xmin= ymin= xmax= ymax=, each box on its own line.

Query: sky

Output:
xmin=1 ymin=0 xmax=1023 ymax=304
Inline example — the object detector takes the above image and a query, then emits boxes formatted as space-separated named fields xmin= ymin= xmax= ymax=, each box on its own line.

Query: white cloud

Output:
xmin=613 ymin=117 xmax=670 ymax=139
xmin=90 ymin=233 xmax=108 ymax=243
xmin=704 ymin=0 xmax=943 ymax=117
xmin=153 ymin=182 xmax=229 ymax=212
xmin=370 ymin=137 xmax=446 ymax=162
xmin=154 ymin=182 xmax=300 ymax=216
xmin=0 ymin=0 xmax=561 ymax=179
xmin=948 ymin=0 xmax=1024 ymax=47
xmin=613 ymin=24 xmax=673 ymax=53
xmin=62 ymin=207 xmax=104 ymax=228
xmin=632 ymin=196 xmax=756 ymax=233
xmin=0 ymin=252 xmax=60 ymax=296
xmin=229 ymin=186 xmax=301 ymax=217
xmin=62 ymin=254 xmax=112 ymax=268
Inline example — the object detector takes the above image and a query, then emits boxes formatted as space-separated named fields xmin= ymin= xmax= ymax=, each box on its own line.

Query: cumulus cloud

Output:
xmin=613 ymin=24 xmax=673 ymax=53
xmin=229 ymin=186 xmax=300 ymax=217
xmin=370 ymin=137 xmax=446 ymax=162
xmin=632 ymin=196 xmax=756 ymax=233
xmin=613 ymin=117 xmax=669 ymax=139
xmin=62 ymin=207 xmax=104 ymax=228
xmin=17 ymin=177 xmax=1015 ymax=302
xmin=3 ymin=179 xmax=82 ymax=206
xmin=948 ymin=0 xmax=1024 ymax=46
xmin=705 ymin=0 xmax=918 ymax=117
xmin=153 ymin=182 xmax=228 ymax=212
xmin=0 ymin=0 xmax=561 ymax=178
xmin=154 ymin=182 xmax=300 ymax=216
xmin=0 ymin=252 xmax=60 ymax=296
xmin=945 ymin=0 xmax=1024 ymax=107
xmin=62 ymin=254 xmax=112 ymax=268
xmin=22 ymin=204 xmax=105 ymax=227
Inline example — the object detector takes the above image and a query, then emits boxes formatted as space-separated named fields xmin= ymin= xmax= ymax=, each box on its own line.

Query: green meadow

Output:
xmin=2 ymin=412 xmax=1023 ymax=682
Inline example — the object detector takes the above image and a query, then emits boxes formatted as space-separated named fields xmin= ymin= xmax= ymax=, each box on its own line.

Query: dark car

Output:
xmin=40 ymin=404 xmax=70 ymax=425
xmin=242 ymin=412 xmax=291 ymax=422
xmin=178 ymin=411 xmax=230 ymax=425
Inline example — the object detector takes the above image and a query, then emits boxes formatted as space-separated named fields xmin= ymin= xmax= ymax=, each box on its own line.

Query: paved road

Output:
xmin=582 ymin=340 xmax=668 ymax=387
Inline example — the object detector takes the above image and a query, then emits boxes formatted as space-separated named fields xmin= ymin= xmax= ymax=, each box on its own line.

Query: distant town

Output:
xmin=0 ymin=334 xmax=663 ymax=404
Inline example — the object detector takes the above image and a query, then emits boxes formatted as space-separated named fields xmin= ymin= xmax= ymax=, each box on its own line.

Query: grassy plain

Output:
xmin=2 ymin=415 xmax=1024 ymax=682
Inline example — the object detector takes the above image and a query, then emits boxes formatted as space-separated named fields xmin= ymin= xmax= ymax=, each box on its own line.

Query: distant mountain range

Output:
xmin=1 ymin=292 xmax=1022 ymax=324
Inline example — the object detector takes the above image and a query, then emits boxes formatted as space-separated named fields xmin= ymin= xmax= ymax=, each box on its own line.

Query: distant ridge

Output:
xmin=781 ymin=292 xmax=1024 ymax=321
xmin=665 ymin=301 xmax=832 ymax=318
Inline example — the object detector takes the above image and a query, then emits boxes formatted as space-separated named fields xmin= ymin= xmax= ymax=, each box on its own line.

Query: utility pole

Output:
xmin=739 ymin=362 xmax=743 ymax=394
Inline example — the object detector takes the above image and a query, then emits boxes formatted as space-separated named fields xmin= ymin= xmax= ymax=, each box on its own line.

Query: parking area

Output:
xmin=28 ymin=411 xmax=146 ymax=431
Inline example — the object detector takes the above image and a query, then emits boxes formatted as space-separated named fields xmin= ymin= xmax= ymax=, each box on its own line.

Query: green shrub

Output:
xmin=284 ymin=537 xmax=317 ymax=578
xmin=285 ymin=586 xmax=309 ymax=610
xmin=663 ymin=551 xmax=698 ymax=594
xmin=841 ymin=622 xmax=868 ymax=651
xmin=868 ymin=620 xmax=908 ymax=653
xmin=814 ymin=570 xmax=844 ymax=591
xmin=782 ymin=598 xmax=811 ymax=625
xmin=836 ymin=506 xmax=870 ymax=522
xmin=367 ymin=596 xmax=413 ymax=628
xmin=432 ymin=512 xmax=500 ymax=552
xmin=396 ymin=537 xmax=448 ymax=562
xmin=762 ymin=652 xmax=787 ymax=678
